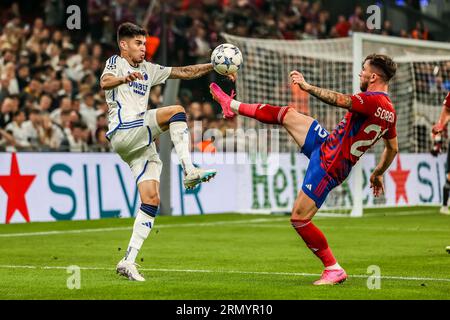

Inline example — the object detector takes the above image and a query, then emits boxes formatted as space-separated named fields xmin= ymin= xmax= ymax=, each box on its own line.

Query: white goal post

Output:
xmin=222 ymin=32 xmax=450 ymax=217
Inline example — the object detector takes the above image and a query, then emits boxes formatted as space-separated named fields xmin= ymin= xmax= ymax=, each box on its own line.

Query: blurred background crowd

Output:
xmin=0 ymin=0 xmax=447 ymax=152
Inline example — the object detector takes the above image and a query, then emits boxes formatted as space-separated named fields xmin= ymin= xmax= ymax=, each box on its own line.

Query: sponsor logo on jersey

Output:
xmin=128 ymin=81 xmax=148 ymax=96
xmin=355 ymin=94 xmax=364 ymax=104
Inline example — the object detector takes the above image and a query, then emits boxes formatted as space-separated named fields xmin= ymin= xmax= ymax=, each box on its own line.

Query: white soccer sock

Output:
xmin=170 ymin=121 xmax=195 ymax=175
xmin=325 ymin=262 xmax=342 ymax=271
xmin=230 ymin=100 xmax=241 ymax=114
xmin=125 ymin=210 xmax=155 ymax=263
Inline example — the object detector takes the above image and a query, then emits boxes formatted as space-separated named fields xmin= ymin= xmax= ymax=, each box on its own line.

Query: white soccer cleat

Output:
xmin=184 ymin=167 xmax=217 ymax=190
xmin=116 ymin=258 xmax=145 ymax=282
xmin=439 ymin=206 xmax=450 ymax=215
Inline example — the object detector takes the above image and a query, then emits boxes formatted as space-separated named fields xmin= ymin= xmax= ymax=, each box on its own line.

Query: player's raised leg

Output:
xmin=117 ymin=179 xmax=159 ymax=281
xmin=209 ymin=82 xmax=314 ymax=149
xmin=155 ymin=105 xmax=216 ymax=189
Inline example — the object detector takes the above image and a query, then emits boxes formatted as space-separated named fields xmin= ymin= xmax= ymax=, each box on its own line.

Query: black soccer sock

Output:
xmin=443 ymin=179 xmax=450 ymax=206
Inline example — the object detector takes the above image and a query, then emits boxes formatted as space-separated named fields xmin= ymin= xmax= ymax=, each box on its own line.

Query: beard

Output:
xmin=360 ymin=80 xmax=369 ymax=92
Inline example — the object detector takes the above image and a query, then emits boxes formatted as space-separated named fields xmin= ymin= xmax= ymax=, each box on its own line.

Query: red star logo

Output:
xmin=388 ymin=155 xmax=410 ymax=204
xmin=0 ymin=153 xmax=36 ymax=223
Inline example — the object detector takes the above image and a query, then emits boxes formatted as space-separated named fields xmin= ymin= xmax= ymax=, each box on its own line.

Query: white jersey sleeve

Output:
xmin=101 ymin=55 xmax=120 ymax=78
xmin=145 ymin=62 xmax=172 ymax=86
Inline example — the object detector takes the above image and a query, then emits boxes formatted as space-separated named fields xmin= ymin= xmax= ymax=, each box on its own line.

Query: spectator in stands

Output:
xmin=0 ymin=96 xmax=15 ymax=128
xmin=80 ymin=92 xmax=98 ymax=134
xmin=381 ymin=20 xmax=395 ymax=36
xmin=22 ymin=108 xmax=43 ymax=149
xmin=41 ymin=113 xmax=65 ymax=151
xmin=67 ymin=121 xmax=88 ymax=152
xmin=411 ymin=21 xmax=429 ymax=40
xmin=1 ymin=62 xmax=19 ymax=95
xmin=348 ymin=5 xmax=366 ymax=33
xmin=188 ymin=101 xmax=203 ymax=121
xmin=50 ymin=95 xmax=72 ymax=125
xmin=0 ymin=127 xmax=15 ymax=151
xmin=333 ymin=15 xmax=351 ymax=38
xmin=202 ymin=101 xmax=217 ymax=121
xmin=94 ymin=126 xmax=110 ymax=152
xmin=5 ymin=110 xmax=30 ymax=150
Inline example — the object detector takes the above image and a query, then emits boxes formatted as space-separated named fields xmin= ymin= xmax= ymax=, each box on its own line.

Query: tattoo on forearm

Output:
xmin=307 ymin=85 xmax=352 ymax=109
xmin=170 ymin=64 xmax=213 ymax=80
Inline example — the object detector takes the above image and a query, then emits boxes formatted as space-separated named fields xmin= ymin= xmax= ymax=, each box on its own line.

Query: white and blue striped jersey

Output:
xmin=101 ymin=55 xmax=172 ymax=138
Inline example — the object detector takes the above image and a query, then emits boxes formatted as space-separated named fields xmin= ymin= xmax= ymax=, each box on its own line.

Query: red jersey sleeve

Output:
xmin=350 ymin=92 xmax=379 ymax=116
xmin=383 ymin=120 xmax=397 ymax=140
xmin=444 ymin=92 xmax=450 ymax=109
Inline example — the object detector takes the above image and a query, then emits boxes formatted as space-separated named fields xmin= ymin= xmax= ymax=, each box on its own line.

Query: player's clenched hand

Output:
xmin=370 ymin=174 xmax=384 ymax=197
xmin=432 ymin=123 xmax=444 ymax=135
xmin=290 ymin=70 xmax=309 ymax=90
xmin=123 ymin=72 xmax=144 ymax=83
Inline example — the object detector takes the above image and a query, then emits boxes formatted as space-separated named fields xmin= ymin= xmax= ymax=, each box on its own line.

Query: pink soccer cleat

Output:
xmin=313 ymin=268 xmax=348 ymax=286
xmin=209 ymin=82 xmax=236 ymax=119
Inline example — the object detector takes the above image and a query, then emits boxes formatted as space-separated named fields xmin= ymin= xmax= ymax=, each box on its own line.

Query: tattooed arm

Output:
xmin=290 ymin=70 xmax=352 ymax=109
xmin=169 ymin=63 xmax=214 ymax=80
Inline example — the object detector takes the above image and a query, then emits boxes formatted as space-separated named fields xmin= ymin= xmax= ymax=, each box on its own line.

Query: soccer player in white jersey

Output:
xmin=101 ymin=22 xmax=227 ymax=281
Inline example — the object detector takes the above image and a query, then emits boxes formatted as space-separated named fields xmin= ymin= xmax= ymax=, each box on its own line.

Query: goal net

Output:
xmin=222 ymin=32 xmax=450 ymax=216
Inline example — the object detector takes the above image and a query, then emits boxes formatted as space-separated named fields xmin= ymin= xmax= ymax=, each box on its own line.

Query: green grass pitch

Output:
xmin=0 ymin=206 xmax=449 ymax=300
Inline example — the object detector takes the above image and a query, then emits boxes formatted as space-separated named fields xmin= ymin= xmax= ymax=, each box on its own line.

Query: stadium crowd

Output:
xmin=0 ymin=0 xmax=440 ymax=152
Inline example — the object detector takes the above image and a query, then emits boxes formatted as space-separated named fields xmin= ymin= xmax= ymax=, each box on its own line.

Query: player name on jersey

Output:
xmin=374 ymin=107 xmax=395 ymax=123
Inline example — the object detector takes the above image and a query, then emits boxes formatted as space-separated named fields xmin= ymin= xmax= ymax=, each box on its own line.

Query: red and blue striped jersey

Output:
xmin=319 ymin=91 xmax=397 ymax=182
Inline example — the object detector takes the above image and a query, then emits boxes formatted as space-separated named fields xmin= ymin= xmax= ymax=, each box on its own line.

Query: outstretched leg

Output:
xmin=209 ymin=82 xmax=314 ymax=150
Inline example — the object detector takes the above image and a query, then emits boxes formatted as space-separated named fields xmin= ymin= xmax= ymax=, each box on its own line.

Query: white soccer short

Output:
xmin=110 ymin=109 xmax=164 ymax=184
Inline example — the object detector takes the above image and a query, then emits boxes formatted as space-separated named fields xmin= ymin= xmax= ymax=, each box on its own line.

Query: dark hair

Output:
xmin=364 ymin=54 xmax=397 ymax=82
xmin=13 ymin=110 xmax=24 ymax=118
xmin=117 ymin=22 xmax=147 ymax=44
xmin=72 ymin=121 xmax=87 ymax=130
xmin=29 ymin=109 xmax=41 ymax=115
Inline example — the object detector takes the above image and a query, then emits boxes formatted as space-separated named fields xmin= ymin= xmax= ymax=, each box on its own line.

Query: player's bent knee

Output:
xmin=148 ymin=195 xmax=160 ymax=206
xmin=170 ymin=105 xmax=185 ymax=115
xmin=291 ymin=206 xmax=315 ymax=221
xmin=291 ymin=209 xmax=308 ymax=221
xmin=141 ymin=192 xmax=160 ymax=206
xmin=282 ymin=107 xmax=296 ymax=123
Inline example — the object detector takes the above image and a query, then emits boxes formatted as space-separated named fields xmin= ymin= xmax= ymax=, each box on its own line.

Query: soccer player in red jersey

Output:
xmin=431 ymin=92 xmax=450 ymax=215
xmin=210 ymin=54 xmax=399 ymax=285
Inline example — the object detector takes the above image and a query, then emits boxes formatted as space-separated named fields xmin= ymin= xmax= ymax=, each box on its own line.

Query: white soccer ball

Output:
xmin=211 ymin=43 xmax=243 ymax=75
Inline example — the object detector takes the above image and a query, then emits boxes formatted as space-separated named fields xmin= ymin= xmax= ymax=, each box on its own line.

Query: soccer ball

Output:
xmin=211 ymin=43 xmax=243 ymax=75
